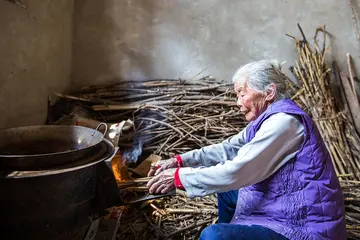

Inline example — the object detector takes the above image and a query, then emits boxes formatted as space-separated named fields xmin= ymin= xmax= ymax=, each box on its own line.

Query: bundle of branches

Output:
xmin=118 ymin=195 xmax=217 ymax=240
xmin=56 ymin=77 xmax=246 ymax=159
xmin=286 ymin=24 xmax=360 ymax=239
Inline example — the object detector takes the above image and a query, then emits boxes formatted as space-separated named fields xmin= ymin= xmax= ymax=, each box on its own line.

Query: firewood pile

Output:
xmin=51 ymin=25 xmax=360 ymax=239
xmin=55 ymin=77 xmax=246 ymax=159
xmin=287 ymin=24 xmax=360 ymax=240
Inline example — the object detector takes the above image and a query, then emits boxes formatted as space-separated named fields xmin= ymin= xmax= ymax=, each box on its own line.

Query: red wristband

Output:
xmin=174 ymin=168 xmax=184 ymax=189
xmin=174 ymin=155 xmax=183 ymax=167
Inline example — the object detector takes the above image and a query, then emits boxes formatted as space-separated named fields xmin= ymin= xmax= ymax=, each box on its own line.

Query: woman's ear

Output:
xmin=265 ymin=83 xmax=276 ymax=102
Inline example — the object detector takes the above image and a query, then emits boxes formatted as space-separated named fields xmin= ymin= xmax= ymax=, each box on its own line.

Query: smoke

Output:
xmin=122 ymin=137 xmax=144 ymax=164
xmin=122 ymin=109 xmax=165 ymax=164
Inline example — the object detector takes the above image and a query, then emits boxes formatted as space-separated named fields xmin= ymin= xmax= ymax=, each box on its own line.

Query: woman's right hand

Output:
xmin=147 ymin=158 xmax=178 ymax=177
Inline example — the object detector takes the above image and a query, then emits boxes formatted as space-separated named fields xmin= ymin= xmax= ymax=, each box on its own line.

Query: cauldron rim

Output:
xmin=0 ymin=125 xmax=106 ymax=156
xmin=0 ymin=139 xmax=115 ymax=179
xmin=0 ymin=125 xmax=107 ymax=169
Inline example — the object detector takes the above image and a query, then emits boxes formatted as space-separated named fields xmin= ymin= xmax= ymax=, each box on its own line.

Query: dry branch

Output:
xmin=288 ymin=24 xmax=360 ymax=239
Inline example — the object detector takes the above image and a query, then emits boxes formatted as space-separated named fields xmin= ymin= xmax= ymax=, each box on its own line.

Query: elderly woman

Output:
xmin=147 ymin=60 xmax=346 ymax=240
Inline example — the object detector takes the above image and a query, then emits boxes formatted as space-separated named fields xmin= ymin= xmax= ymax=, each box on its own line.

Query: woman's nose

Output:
xmin=237 ymin=97 xmax=242 ymax=107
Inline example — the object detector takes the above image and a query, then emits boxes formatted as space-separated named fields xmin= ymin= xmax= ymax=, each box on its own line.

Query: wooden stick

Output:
xmin=121 ymin=186 xmax=149 ymax=192
xmin=165 ymin=219 xmax=213 ymax=238
xmin=346 ymin=53 xmax=358 ymax=98
xmin=92 ymin=100 xmax=236 ymax=111
xmin=340 ymin=73 xmax=360 ymax=135
xmin=165 ymin=208 xmax=217 ymax=214
xmin=137 ymin=117 xmax=185 ymax=137
xmin=142 ymin=212 xmax=166 ymax=238
xmin=54 ymin=93 xmax=93 ymax=102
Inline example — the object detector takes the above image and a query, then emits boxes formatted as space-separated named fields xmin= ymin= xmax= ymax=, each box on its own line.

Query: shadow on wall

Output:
xmin=72 ymin=0 xmax=155 ymax=88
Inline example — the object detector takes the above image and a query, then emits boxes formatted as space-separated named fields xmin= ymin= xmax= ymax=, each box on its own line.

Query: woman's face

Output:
xmin=234 ymin=81 xmax=273 ymax=122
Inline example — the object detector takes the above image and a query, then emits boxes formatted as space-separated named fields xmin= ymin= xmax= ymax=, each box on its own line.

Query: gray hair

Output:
xmin=232 ymin=60 xmax=290 ymax=100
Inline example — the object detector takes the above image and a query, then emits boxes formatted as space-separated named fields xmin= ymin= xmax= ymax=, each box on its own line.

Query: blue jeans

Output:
xmin=200 ymin=190 xmax=288 ymax=240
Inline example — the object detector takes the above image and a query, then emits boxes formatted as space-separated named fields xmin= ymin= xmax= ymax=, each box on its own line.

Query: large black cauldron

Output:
xmin=0 ymin=139 xmax=119 ymax=240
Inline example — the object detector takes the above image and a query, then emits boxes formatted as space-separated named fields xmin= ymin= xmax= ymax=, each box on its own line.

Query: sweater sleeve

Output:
xmin=178 ymin=113 xmax=304 ymax=198
xmin=179 ymin=126 xmax=248 ymax=168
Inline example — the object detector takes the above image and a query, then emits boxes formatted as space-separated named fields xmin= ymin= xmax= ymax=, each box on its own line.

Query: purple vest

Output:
xmin=230 ymin=99 xmax=346 ymax=240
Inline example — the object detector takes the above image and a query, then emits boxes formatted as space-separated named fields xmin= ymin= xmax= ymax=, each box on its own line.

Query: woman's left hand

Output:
xmin=147 ymin=169 xmax=176 ymax=194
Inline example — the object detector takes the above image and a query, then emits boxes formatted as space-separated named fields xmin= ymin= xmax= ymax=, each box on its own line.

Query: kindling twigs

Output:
xmin=118 ymin=195 xmax=218 ymax=240
xmin=56 ymin=76 xmax=246 ymax=158
xmin=287 ymin=24 xmax=360 ymax=239
xmin=287 ymin=24 xmax=356 ymax=178
xmin=118 ymin=177 xmax=153 ymax=190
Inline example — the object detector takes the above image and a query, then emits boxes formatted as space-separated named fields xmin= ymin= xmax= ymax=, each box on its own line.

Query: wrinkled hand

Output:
xmin=147 ymin=169 xmax=176 ymax=194
xmin=147 ymin=158 xmax=178 ymax=177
